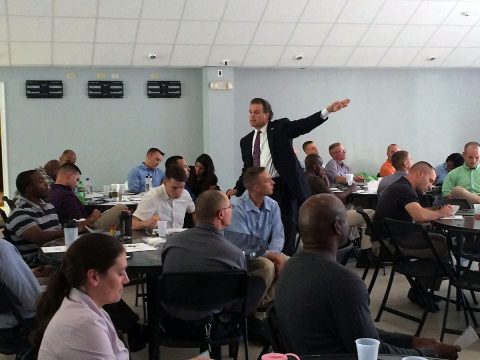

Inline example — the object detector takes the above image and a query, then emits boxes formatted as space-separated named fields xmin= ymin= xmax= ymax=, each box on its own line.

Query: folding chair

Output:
xmin=157 ymin=271 xmax=249 ymax=360
xmin=376 ymin=218 xmax=452 ymax=336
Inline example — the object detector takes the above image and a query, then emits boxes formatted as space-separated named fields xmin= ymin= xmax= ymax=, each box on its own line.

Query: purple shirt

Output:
xmin=47 ymin=184 xmax=88 ymax=225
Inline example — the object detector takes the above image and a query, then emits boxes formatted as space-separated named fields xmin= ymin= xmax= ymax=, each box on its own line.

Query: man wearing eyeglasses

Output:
xmin=325 ymin=142 xmax=364 ymax=185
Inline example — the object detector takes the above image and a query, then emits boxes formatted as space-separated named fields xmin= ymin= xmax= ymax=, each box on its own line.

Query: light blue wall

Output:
xmin=0 ymin=67 xmax=203 ymax=193
xmin=2 ymin=67 xmax=480 ymax=195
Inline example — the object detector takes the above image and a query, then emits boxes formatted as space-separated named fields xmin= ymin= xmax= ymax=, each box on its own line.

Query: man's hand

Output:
xmin=438 ymin=204 xmax=453 ymax=217
xmin=266 ymin=252 xmax=288 ymax=277
xmin=326 ymin=98 xmax=350 ymax=113
xmin=226 ymin=189 xmax=238 ymax=198
xmin=354 ymin=175 xmax=364 ymax=182
xmin=412 ymin=337 xmax=439 ymax=348
xmin=432 ymin=343 xmax=461 ymax=360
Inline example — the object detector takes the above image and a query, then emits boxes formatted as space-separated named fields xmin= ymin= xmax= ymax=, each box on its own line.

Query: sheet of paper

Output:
xmin=41 ymin=245 xmax=67 ymax=253
xmin=454 ymin=325 xmax=479 ymax=348
xmin=440 ymin=215 xmax=463 ymax=220
xmin=123 ymin=243 xmax=157 ymax=252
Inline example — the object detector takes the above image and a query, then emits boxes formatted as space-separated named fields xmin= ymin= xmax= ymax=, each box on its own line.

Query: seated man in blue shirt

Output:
xmin=127 ymin=147 xmax=165 ymax=193
xmin=228 ymin=167 xmax=289 ymax=308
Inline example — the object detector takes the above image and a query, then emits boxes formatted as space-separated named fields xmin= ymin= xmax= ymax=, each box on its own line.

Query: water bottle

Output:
xmin=85 ymin=177 xmax=93 ymax=195
xmin=145 ymin=175 xmax=152 ymax=192
xmin=76 ymin=180 xmax=85 ymax=204
xmin=119 ymin=210 xmax=133 ymax=243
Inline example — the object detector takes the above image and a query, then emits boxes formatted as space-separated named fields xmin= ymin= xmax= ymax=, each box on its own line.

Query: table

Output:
xmin=300 ymin=356 xmax=438 ymax=360
xmin=433 ymin=213 xmax=480 ymax=233
xmin=39 ymin=229 xmax=266 ymax=360
xmin=84 ymin=193 xmax=142 ymax=212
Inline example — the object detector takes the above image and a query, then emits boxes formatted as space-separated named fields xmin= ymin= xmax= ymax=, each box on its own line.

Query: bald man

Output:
xmin=59 ymin=149 xmax=76 ymax=164
xmin=442 ymin=142 xmax=480 ymax=203
xmin=275 ymin=194 xmax=460 ymax=359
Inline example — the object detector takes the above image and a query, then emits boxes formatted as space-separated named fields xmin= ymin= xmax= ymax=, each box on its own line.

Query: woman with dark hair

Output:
xmin=34 ymin=234 xmax=130 ymax=359
xmin=187 ymin=153 xmax=219 ymax=198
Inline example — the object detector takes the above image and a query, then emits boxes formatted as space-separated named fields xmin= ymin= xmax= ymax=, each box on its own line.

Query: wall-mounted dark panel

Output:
xmin=147 ymin=81 xmax=181 ymax=98
xmin=88 ymin=81 xmax=124 ymax=98
xmin=26 ymin=80 xmax=63 ymax=98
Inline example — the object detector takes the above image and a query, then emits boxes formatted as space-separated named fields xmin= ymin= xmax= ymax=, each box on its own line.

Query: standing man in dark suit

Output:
xmin=226 ymin=97 xmax=350 ymax=255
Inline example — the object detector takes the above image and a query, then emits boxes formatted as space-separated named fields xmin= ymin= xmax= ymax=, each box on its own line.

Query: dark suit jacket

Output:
xmin=234 ymin=111 xmax=327 ymax=203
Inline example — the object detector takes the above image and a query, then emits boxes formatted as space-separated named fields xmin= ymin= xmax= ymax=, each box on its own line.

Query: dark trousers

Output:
xmin=271 ymin=177 xmax=299 ymax=256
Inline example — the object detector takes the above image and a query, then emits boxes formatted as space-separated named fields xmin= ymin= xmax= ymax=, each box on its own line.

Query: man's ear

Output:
xmin=332 ymin=220 xmax=342 ymax=236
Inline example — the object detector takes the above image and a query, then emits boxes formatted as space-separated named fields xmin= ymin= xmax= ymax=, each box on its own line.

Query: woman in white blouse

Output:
xmin=33 ymin=233 xmax=130 ymax=360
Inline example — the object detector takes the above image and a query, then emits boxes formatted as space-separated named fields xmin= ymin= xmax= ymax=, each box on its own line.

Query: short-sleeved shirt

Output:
xmin=227 ymin=191 xmax=284 ymax=254
xmin=325 ymin=159 xmax=352 ymax=184
xmin=127 ymin=163 xmax=164 ymax=193
xmin=47 ymin=184 xmax=88 ymax=225
xmin=377 ymin=171 xmax=407 ymax=198
xmin=306 ymin=173 xmax=331 ymax=195
xmin=442 ymin=164 xmax=480 ymax=196
xmin=379 ymin=160 xmax=395 ymax=177
xmin=4 ymin=196 xmax=62 ymax=267
xmin=133 ymin=184 xmax=194 ymax=229
xmin=372 ymin=177 xmax=418 ymax=239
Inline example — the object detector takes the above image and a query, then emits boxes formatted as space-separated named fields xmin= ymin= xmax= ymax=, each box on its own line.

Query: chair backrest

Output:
xmin=336 ymin=242 xmax=353 ymax=266
xmin=265 ymin=306 xmax=287 ymax=353
xmin=444 ymin=198 xmax=473 ymax=210
xmin=356 ymin=206 xmax=394 ymax=259
xmin=0 ymin=208 xmax=7 ymax=224
xmin=159 ymin=270 xmax=248 ymax=312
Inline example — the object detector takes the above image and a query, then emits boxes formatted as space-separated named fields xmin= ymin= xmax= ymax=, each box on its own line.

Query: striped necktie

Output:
xmin=253 ymin=130 xmax=261 ymax=167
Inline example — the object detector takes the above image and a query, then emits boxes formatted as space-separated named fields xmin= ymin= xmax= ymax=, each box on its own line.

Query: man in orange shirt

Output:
xmin=379 ymin=144 xmax=400 ymax=177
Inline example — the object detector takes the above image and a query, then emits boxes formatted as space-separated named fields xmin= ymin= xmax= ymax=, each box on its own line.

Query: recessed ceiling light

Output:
xmin=294 ymin=54 xmax=303 ymax=61
xmin=461 ymin=11 xmax=470 ymax=17
xmin=426 ymin=56 xmax=436 ymax=61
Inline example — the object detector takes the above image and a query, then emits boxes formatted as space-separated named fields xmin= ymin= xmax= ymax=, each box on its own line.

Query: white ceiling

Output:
xmin=2 ymin=0 xmax=480 ymax=68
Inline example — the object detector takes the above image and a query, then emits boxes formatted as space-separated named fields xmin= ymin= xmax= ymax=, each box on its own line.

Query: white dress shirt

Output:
xmin=133 ymin=184 xmax=195 ymax=228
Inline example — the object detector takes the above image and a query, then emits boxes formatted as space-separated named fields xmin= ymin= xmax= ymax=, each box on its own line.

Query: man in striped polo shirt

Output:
xmin=4 ymin=170 xmax=63 ymax=272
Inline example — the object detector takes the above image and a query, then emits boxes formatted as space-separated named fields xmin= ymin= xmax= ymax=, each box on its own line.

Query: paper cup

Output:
xmin=157 ymin=220 xmax=168 ymax=236
xmin=64 ymin=226 xmax=79 ymax=247
xmin=474 ymin=204 xmax=480 ymax=215
xmin=346 ymin=173 xmax=354 ymax=186
xmin=355 ymin=338 xmax=379 ymax=360
xmin=103 ymin=185 xmax=110 ymax=197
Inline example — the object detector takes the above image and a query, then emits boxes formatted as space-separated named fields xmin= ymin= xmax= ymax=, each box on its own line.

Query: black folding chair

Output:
xmin=157 ymin=271 xmax=249 ymax=360
xmin=0 ymin=280 xmax=34 ymax=358
xmin=376 ymin=219 xmax=453 ymax=336
xmin=441 ymin=227 xmax=480 ymax=340
xmin=2 ymin=196 xmax=15 ymax=211
xmin=355 ymin=207 xmax=394 ymax=294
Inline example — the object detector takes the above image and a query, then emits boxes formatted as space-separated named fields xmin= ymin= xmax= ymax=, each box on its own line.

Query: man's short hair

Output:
xmin=165 ymin=155 xmax=184 ymax=169
xmin=250 ymin=98 xmax=273 ymax=121
xmin=328 ymin=142 xmax=341 ymax=152
xmin=165 ymin=165 xmax=187 ymax=182
xmin=16 ymin=170 xmax=37 ymax=195
xmin=58 ymin=163 xmax=82 ymax=175
xmin=302 ymin=141 xmax=313 ymax=151
xmin=391 ymin=150 xmax=409 ymax=170
xmin=410 ymin=161 xmax=434 ymax=173
xmin=446 ymin=152 xmax=464 ymax=167
xmin=304 ymin=154 xmax=323 ymax=172
xmin=243 ymin=167 xmax=266 ymax=189
xmin=195 ymin=190 xmax=227 ymax=223
xmin=147 ymin=147 xmax=165 ymax=156
xmin=464 ymin=142 xmax=480 ymax=151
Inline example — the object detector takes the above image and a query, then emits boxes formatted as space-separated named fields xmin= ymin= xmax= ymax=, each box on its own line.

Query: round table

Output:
xmin=300 ymin=355 xmax=439 ymax=360
xmin=434 ymin=214 xmax=480 ymax=233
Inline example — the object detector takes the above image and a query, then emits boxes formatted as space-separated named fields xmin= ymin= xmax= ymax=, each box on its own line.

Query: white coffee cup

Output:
xmin=64 ymin=225 xmax=79 ymax=247
xmin=474 ymin=204 xmax=480 ymax=215
xmin=346 ymin=173 xmax=354 ymax=186
xmin=110 ymin=183 xmax=120 ymax=201
xmin=156 ymin=220 xmax=168 ymax=236
xmin=355 ymin=338 xmax=380 ymax=360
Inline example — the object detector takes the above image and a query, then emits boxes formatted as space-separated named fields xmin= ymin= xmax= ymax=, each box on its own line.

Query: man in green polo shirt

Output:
xmin=442 ymin=141 xmax=480 ymax=203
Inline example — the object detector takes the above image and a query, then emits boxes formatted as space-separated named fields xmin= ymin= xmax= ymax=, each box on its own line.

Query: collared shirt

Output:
xmin=442 ymin=164 xmax=480 ymax=196
xmin=227 ymin=191 xmax=284 ymax=253
xmin=251 ymin=109 xmax=329 ymax=179
xmin=133 ymin=184 xmax=194 ymax=228
xmin=325 ymin=159 xmax=353 ymax=184
xmin=4 ymin=196 xmax=62 ymax=267
xmin=435 ymin=162 xmax=448 ymax=184
xmin=0 ymin=240 xmax=41 ymax=328
xmin=127 ymin=163 xmax=164 ymax=193
xmin=379 ymin=160 xmax=395 ymax=177
xmin=377 ymin=170 xmax=408 ymax=198
xmin=47 ymin=183 xmax=88 ymax=225
xmin=38 ymin=288 xmax=129 ymax=360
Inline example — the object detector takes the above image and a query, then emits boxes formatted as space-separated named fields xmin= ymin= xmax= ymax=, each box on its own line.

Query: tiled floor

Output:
xmin=2 ymin=260 xmax=479 ymax=360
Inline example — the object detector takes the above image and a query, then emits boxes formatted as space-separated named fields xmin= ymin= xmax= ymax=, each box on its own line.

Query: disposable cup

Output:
xmin=157 ymin=220 xmax=168 ymax=236
xmin=346 ymin=173 xmax=354 ymax=186
xmin=474 ymin=204 xmax=480 ymax=215
xmin=355 ymin=338 xmax=379 ymax=360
